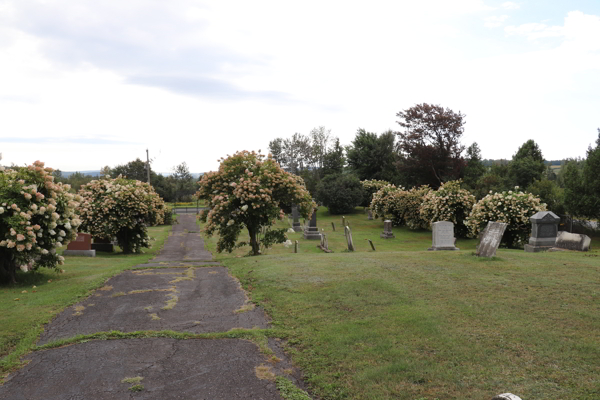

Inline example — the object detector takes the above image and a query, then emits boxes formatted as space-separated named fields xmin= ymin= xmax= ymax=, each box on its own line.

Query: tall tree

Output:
xmin=268 ymin=138 xmax=284 ymax=166
xmin=566 ymin=129 xmax=600 ymax=219
xmin=309 ymin=126 xmax=332 ymax=172
xmin=463 ymin=142 xmax=486 ymax=190
xmin=509 ymin=139 xmax=545 ymax=188
xmin=346 ymin=129 xmax=397 ymax=182
xmin=172 ymin=162 xmax=196 ymax=202
xmin=395 ymin=103 xmax=466 ymax=188
xmin=322 ymin=138 xmax=345 ymax=177
xmin=111 ymin=158 xmax=157 ymax=182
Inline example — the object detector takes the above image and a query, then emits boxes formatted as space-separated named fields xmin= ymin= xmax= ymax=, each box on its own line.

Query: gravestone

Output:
xmin=524 ymin=211 xmax=560 ymax=252
xmin=368 ymin=239 xmax=376 ymax=251
xmin=291 ymin=205 xmax=303 ymax=232
xmin=63 ymin=233 xmax=95 ymax=257
xmin=552 ymin=231 xmax=591 ymax=251
xmin=294 ymin=240 xmax=298 ymax=253
xmin=342 ymin=216 xmax=346 ymax=227
xmin=476 ymin=221 xmax=507 ymax=257
xmin=380 ymin=220 xmax=395 ymax=239
xmin=367 ymin=210 xmax=373 ymax=220
xmin=331 ymin=222 xmax=336 ymax=231
xmin=428 ymin=221 xmax=459 ymax=251
xmin=345 ymin=226 xmax=354 ymax=251
xmin=303 ymin=208 xmax=321 ymax=240
xmin=91 ymin=236 xmax=114 ymax=252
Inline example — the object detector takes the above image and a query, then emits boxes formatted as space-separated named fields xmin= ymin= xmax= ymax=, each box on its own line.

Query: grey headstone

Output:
xmin=367 ymin=209 xmax=374 ymax=220
xmin=291 ymin=205 xmax=302 ymax=232
xmin=62 ymin=250 xmax=96 ymax=257
xmin=303 ymin=208 xmax=321 ymax=240
xmin=380 ymin=220 xmax=395 ymax=239
xmin=476 ymin=221 xmax=507 ymax=257
xmin=524 ymin=211 xmax=560 ymax=252
xmin=345 ymin=226 xmax=354 ymax=251
xmin=428 ymin=221 xmax=459 ymax=251
xmin=553 ymin=231 xmax=591 ymax=251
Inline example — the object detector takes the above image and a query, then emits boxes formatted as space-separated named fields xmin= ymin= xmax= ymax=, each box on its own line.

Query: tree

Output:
xmin=282 ymin=133 xmax=312 ymax=174
xmin=111 ymin=158 xmax=156 ymax=183
xmin=346 ymin=129 xmax=397 ymax=182
xmin=316 ymin=174 xmax=364 ymax=214
xmin=322 ymin=138 xmax=345 ymax=177
xmin=396 ymin=103 xmax=466 ymax=188
xmin=309 ymin=126 xmax=332 ymax=172
xmin=509 ymin=140 xmax=545 ymax=188
xmin=463 ymin=142 xmax=486 ymax=190
xmin=0 ymin=161 xmax=81 ymax=283
xmin=78 ymin=177 xmax=166 ymax=254
xmin=172 ymin=162 xmax=196 ymax=202
xmin=197 ymin=151 xmax=315 ymax=255
xmin=268 ymin=138 xmax=284 ymax=166
xmin=564 ymin=129 xmax=600 ymax=219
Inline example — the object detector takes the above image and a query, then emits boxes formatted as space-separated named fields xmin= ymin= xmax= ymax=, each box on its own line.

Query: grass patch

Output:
xmin=255 ymin=364 xmax=276 ymax=381
xmin=276 ymin=376 xmax=312 ymax=400
xmin=0 ymin=225 xmax=171 ymax=377
xmin=121 ymin=376 xmax=143 ymax=384
xmin=161 ymin=293 xmax=179 ymax=310
xmin=129 ymin=384 xmax=144 ymax=392
xmin=199 ymin=207 xmax=600 ymax=400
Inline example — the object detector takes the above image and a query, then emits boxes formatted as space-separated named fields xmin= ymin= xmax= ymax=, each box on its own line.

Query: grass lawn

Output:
xmin=202 ymin=207 xmax=600 ymax=400
xmin=0 ymin=224 xmax=172 ymax=377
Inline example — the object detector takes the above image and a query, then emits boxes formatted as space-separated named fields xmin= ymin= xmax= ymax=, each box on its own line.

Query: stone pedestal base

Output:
xmin=524 ymin=244 xmax=552 ymax=253
xmin=428 ymin=246 xmax=459 ymax=251
xmin=63 ymin=250 xmax=96 ymax=257
xmin=292 ymin=223 xmax=303 ymax=232
xmin=303 ymin=228 xmax=321 ymax=240
xmin=380 ymin=232 xmax=395 ymax=239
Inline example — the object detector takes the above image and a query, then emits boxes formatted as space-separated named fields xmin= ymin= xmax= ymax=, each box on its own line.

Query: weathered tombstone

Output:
xmin=552 ymin=231 xmax=591 ymax=251
xmin=91 ymin=237 xmax=114 ymax=252
xmin=428 ymin=221 xmax=459 ymax=251
xmin=63 ymin=233 xmax=96 ymax=257
xmin=291 ymin=205 xmax=303 ymax=232
xmin=524 ymin=211 xmax=560 ymax=252
xmin=303 ymin=208 xmax=321 ymax=240
xmin=294 ymin=240 xmax=298 ymax=253
xmin=345 ymin=226 xmax=354 ymax=251
xmin=367 ymin=209 xmax=373 ymax=220
xmin=380 ymin=220 xmax=395 ymax=239
xmin=475 ymin=221 xmax=507 ymax=257
xmin=331 ymin=222 xmax=336 ymax=231
xmin=368 ymin=239 xmax=376 ymax=251
xmin=342 ymin=216 xmax=346 ymax=227
xmin=492 ymin=394 xmax=522 ymax=400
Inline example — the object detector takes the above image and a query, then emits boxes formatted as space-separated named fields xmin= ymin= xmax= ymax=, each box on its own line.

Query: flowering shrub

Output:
xmin=360 ymin=179 xmax=390 ymax=207
xmin=0 ymin=161 xmax=81 ymax=283
xmin=420 ymin=180 xmax=475 ymax=237
xmin=369 ymin=184 xmax=405 ymax=225
xmin=403 ymin=185 xmax=432 ymax=230
xmin=466 ymin=187 xmax=546 ymax=247
xmin=78 ymin=177 xmax=166 ymax=253
xmin=197 ymin=151 xmax=315 ymax=255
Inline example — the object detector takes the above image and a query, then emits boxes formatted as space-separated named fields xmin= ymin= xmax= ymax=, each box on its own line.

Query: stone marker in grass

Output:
xmin=331 ymin=222 xmax=335 ymax=231
xmin=492 ymin=394 xmax=522 ymax=400
xmin=345 ymin=226 xmax=354 ymax=251
xmin=367 ymin=239 xmax=376 ymax=251
xmin=91 ymin=236 xmax=114 ymax=252
xmin=524 ymin=211 xmax=560 ymax=252
xmin=428 ymin=221 xmax=459 ymax=251
xmin=367 ymin=209 xmax=373 ymax=220
xmin=380 ymin=220 xmax=395 ymax=239
xmin=303 ymin=208 xmax=321 ymax=240
xmin=475 ymin=221 xmax=507 ymax=257
xmin=291 ymin=205 xmax=303 ymax=232
xmin=552 ymin=231 xmax=591 ymax=252
xmin=63 ymin=233 xmax=96 ymax=257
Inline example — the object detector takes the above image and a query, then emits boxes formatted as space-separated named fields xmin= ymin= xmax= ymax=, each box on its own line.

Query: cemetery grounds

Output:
xmin=202 ymin=207 xmax=599 ymax=400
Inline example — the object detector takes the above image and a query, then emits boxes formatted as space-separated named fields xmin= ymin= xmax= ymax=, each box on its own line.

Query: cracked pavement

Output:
xmin=1 ymin=214 xmax=305 ymax=399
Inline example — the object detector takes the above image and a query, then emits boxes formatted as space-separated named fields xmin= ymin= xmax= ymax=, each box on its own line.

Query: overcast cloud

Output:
xmin=1 ymin=0 xmax=599 ymax=173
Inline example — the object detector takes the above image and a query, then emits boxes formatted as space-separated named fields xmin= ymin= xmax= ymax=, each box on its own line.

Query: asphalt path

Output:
xmin=1 ymin=214 xmax=307 ymax=399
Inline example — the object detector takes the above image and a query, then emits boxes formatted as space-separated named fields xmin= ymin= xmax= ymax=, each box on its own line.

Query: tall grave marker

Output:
xmin=428 ymin=221 xmax=459 ymax=251
xmin=524 ymin=211 xmax=560 ymax=252
xmin=303 ymin=208 xmax=321 ymax=240
xmin=291 ymin=205 xmax=303 ymax=232
xmin=476 ymin=221 xmax=507 ymax=257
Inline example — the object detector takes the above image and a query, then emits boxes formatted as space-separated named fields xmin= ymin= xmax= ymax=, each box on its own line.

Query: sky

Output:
xmin=1 ymin=0 xmax=599 ymax=174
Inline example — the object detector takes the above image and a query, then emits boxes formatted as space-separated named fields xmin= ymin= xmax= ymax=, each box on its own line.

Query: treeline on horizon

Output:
xmin=267 ymin=103 xmax=600 ymax=220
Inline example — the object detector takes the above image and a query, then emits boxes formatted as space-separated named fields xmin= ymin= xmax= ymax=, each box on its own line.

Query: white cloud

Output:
xmin=484 ymin=15 xmax=509 ymax=28
xmin=501 ymin=2 xmax=520 ymax=10
xmin=505 ymin=22 xmax=564 ymax=40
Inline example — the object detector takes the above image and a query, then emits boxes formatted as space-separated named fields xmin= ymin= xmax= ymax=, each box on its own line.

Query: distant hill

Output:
xmin=61 ymin=171 xmax=204 ymax=179
xmin=481 ymin=159 xmax=563 ymax=167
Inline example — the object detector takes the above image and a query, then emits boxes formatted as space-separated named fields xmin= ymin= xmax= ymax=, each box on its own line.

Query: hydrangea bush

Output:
xmin=369 ymin=184 xmax=405 ymax=224
xmin=360 ymin=179 xmax=390 ymax=208
xmin=403 ymin=185 xmax=432 ymax=230
xmin=197 ymin=151 xmax=315 ymax=255
xmin=466 ymin=187 xmax=546 ymax=248
xmin=420 ymin=180 xmax=475 ymax=237
xmin=78 ymin=177 xmax=166 ymax=254
xmin=0 ymin=161 xmax=81 ymax=283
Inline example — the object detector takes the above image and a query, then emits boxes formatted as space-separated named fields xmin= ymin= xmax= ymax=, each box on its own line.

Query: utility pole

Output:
xmin=146 ymin=149 xmax=151 ymax=184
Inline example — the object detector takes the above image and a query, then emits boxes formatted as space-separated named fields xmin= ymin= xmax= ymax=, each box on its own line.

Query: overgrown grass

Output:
xmin=0 ymin=225 xmax=171 ymax=375
xmin=201 ymin=207 xmax=600 ymax=400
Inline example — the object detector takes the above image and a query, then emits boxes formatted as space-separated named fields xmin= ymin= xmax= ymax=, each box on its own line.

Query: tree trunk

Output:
xmin=0 ymin=257 xmax=17 ymax=284
xmin=247 ymin=226 xmax=261 ymax=256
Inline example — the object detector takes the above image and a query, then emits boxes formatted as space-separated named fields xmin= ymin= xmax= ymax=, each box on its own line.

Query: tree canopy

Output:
xmin=346 ymin=129 xmax=397 ymax=182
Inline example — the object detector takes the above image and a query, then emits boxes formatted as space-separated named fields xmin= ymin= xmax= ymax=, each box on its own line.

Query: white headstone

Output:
xmin=428 ymin=221 xmax=458 ymax=251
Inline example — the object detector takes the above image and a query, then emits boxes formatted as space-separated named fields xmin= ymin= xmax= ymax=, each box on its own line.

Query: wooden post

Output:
xmin=368 ymin=239 xmax=376 ymax=251
xmin=331 ymin=222 xmax=335 ymax=231
xmin=294 ymin=240 xmax=298 ymax=253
